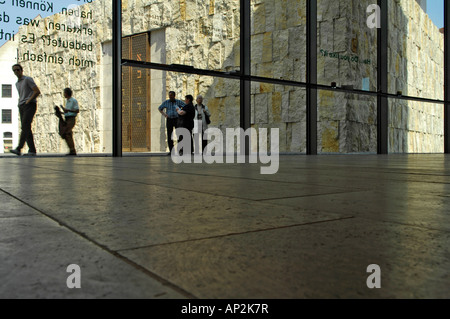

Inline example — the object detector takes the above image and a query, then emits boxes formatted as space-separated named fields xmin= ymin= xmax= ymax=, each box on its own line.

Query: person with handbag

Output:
xmin=193 ymin=95 xmax=211 ymax=153
xmin=56 ymin=88 xmax=79 ymax=156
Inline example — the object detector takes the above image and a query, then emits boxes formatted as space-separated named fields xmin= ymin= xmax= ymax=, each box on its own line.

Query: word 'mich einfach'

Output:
xmin=13 ymin=3 xmax=95 ymax=67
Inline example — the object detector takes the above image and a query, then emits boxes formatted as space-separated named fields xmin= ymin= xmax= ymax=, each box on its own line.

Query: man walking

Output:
xmin=158 ymin=91 xmax=185 ymax=153
xmin=10 ymin=64 xmax=41 ymax=156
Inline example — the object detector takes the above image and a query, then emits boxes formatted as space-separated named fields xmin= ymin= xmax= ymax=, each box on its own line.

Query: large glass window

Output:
xmin=1 ymin=0 xmax=112 ymax=154
xmin=388 ymin=0 xmax=444 ymax=101
xmin=389 ymin=99 xmax=444 ymax=153
xmin=251 ymin=82 xmax=306 ymax=153
xmin=122 ymin=67 xmax=240 ymax=154
xmin=122 ymin=0 xmax=241 ymax=73
xmin=318 ymin=90 xmax=377 ymax=154
xmin=387 ymin=1 xmax=445 ymax=154
xmin=1 ymin=0 xmax=444 ymax=156
xmin=250 ymin=0 xmax=306 ymax=83
xmin=317 ymin=0 xmax=377 ymax=91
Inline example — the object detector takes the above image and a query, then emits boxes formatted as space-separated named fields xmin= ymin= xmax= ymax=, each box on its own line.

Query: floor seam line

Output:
xmin=0 ymin=187 xmax=197 ymax=299
xmin=257 ymin=190 xmax=370 ymax=201
xmin=117 ymin=216 xmax=355 ymax=253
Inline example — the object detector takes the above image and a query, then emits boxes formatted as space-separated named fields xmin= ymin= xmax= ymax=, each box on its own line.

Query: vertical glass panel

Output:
xmin=250 ymin=0 xmax=307 ymax=82
xmin=1 ymin=0 xmax=113 ymax=154
xmin=317 ymin=0 xmax=377 ymax=91
xmin=318 ymin=90 xmax=377 ymax=153
xmin=251 ymin=82 xmax=306 ymax=153
xmin=388 ymin=0 xmax=444 ymax=101
xmin=389 ymin=99 xmax=444 ymax=153
xmin=122 ymin=0 xmax=241 ymax=72
xmin=133 ymin=69 xmax=240 ymax=154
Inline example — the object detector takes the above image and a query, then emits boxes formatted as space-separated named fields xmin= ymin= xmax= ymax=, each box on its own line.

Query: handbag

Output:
xmin=205 ymin=112 xmax=211 ymax=125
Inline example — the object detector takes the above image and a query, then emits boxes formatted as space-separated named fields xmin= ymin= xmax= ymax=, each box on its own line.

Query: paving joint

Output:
xmin=0 ymin=186 xmax=197 ymax=299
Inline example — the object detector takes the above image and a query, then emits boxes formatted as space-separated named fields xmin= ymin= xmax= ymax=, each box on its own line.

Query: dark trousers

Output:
xmin=194 ymin=131 xmax=208 ymax=154
xmin=201 ymin=131 xmax=208 ymax=152
xmin=17 ymin=102 xmax=37 ymax=153
xmin=178 ymin=127 xmax=193 ymax=154
xmin=166 ymin=118 xmax=178 ymax=152
xmin=61 ymin=116 xmax=77 ymax=153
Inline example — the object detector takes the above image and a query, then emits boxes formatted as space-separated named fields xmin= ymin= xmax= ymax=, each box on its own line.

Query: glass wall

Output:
xmin=315 ymin=0 xmax=378 ymax=154
xmin=317 ymin=0 xmax=377 ymax=91
xmin=122 ymin=0 xmax=241 ymax=73
xmin=1 ymin=0 xmax=445 ymax=156
xmin=388 ymin=0 xmax=444 ymax=101
xmin=251 ymin=82 xmax=306 ymax=153
xmin=0 ymin=0 xmax=113 ymax=154
xmin=250 ymin=0 xmax=306 ymax=83
xmin=389 ymin=99 xmax=445 ymax=153
xmin=123 ymin=67 xmax=241 ymax=154
xmin=318 ymin=90 xmax=377 ymax=154
xmin=388 ymin=0 xmax=445 ymax=154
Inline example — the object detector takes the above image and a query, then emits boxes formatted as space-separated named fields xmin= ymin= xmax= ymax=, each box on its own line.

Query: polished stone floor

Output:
xmin=0 ymin=153 xmax=449 ymax=299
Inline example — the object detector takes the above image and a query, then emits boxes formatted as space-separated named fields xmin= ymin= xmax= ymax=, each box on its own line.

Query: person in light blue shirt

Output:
xmin=158 ymin=91 xmax=185 ymax=153
xmin=59 ymin=88 xmax=79 ymax=156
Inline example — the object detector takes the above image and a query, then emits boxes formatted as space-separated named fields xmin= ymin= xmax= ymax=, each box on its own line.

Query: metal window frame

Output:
xmin=112 ymin=0 xmax=450 ymax=156
xmin=378 ymin=0 xmax=388 ymax=154
xmin=445 ymin=0 xmax=450 ymax=153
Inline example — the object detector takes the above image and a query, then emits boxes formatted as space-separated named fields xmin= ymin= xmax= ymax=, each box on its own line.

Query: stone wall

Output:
xmin=317 ymin=0 xmax=378 ymax=153
xmin=17 ymin=0 xmax=112 ymax=153
xmin=12 ymin=0 xmax=445 ymax=154
xmin=388 ymin=0 xmax=444 ymax=153
xmin=316 ymin=0 xmax=443 ymax=153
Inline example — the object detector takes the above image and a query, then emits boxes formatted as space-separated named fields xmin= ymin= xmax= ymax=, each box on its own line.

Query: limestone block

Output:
xmin=251 ymin=81 xmax=261 ymax=95
xmin=293 ymin=58 xmax=306 ymax=83
xmin=319 ymin=120 xmax=340 ymax=153
xmin=212 ymin=14 xmax=225 ymax=42
xmin=224 ymin=96 xmax=240 ymax=128
xmin=320 ymin=57 xmax=339 ymax=85
xmin=333 ymin=18 xmax=348 ymax=53
xmin=288 ymin=89 xmax=306 ymax=123
xmin=264 ymin=0 xmax=276 ymax=32
xmin=289 ymin=121 xmax=306 ymax=152
xmin=286 ymin=0 xmax=306 ymax=28
xmin=256 ymin=62 xmax=274 ymax=79
xmin=273 ymin=29 xmax=289 ymax=62
xmin=262 ymin=32 xmax=273 ymax=63
xmin=319 ymin=0 xmax=340 ymax=21
xmin=289 ymin=26 xmax=306 ymax=61
xmin=273 ymin=58 xmax=294 ymax=81
xmin=251 ymin=33 xmax=264 ymax=64
xmin=274 ymin=0 xmax=287 ymax=30
xmin=270 ymin=92 xmax=283 ymax=123
xmin=281 ymin=91 xmax=290 ymax=123
xmin=208 ymin=42 xmax=223 ymax=70
xmin=252 ymin=2 xmax=266 ymax=35
xmin=318 ymin=90 xmax=346 ymax=121
xmin=254 ymin=93 xmax=269 ymax=124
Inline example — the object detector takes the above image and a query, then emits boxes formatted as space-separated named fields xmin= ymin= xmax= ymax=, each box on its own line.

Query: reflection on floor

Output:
xmin=0 ymin=154 xmax=449 ymax=298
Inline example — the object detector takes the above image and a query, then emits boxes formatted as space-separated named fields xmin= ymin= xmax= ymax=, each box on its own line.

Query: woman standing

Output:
xmin=193 ymin=95 xmax=211 ymax=154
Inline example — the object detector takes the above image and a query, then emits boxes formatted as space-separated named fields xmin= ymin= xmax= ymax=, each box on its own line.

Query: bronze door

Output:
xmin=122 ymin=33 xmax=151 ymax=152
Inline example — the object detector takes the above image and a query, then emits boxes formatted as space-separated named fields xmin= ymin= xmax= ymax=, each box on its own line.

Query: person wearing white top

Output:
xmin=193 ymin=95 xmax=211 ymax=154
